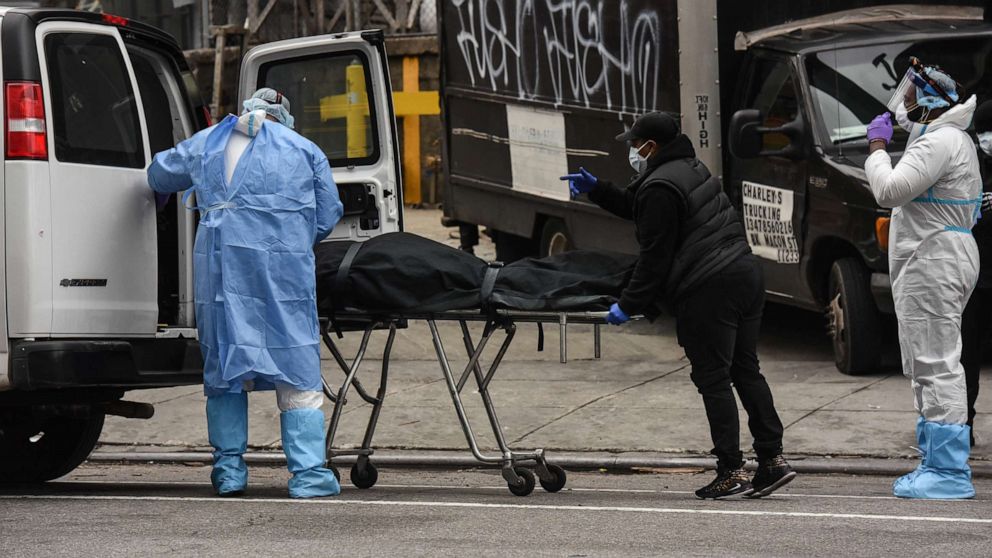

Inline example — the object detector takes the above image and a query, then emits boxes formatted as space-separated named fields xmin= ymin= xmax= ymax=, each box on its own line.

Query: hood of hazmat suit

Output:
xmin=146 ymin=114 xmax=344 ymax=396
xmin=242 ymin=87 xmax=295 ymax=129
xmin=864 ymin=95 xmax=980 ymax=499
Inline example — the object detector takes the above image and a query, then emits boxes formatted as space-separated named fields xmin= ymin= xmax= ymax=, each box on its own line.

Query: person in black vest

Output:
xmin=962 ymin=100 xmax=992 ymax=448
xmin=561 ymin=112 xmax=795 ymax=499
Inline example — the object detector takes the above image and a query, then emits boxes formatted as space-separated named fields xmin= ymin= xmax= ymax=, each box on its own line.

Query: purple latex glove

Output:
xmin=155 ymin=192 xmax=172 ymax=212
xmin=867 ymin=112 xmax=893 ymax=145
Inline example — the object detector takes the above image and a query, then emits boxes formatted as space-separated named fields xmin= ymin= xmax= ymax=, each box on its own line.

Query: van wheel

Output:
xmin=0 ymin=408 xmax=105 ymax=483
xmin=540 ymin=219 xmax=572 ymax=258
xmin=827 ymin=258 xmax=882 ymax=375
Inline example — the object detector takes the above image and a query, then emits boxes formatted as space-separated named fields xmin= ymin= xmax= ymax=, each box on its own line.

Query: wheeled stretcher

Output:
xmin=318 ymin=310 xmax=608 ymax=497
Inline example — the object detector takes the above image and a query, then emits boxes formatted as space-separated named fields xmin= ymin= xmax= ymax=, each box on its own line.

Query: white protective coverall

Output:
xmin=865 ymin=95 xmax=981 ymax=425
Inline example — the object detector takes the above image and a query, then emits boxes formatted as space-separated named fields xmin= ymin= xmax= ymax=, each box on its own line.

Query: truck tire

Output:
xmin=0 ymin=408 xmax=105 ymax=483
xmin=539 ymin=219 xmax=572 ymax=257
xmin=493 ymin=230 xmax=537 ymax=263
xmin=827 ymin=258 xmax=882 ymax=375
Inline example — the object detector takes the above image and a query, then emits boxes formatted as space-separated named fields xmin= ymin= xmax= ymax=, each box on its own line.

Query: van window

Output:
xmin=45 ymin=33 xmax=144 ymax=168
xmin=257 ymin=51 xmax=380 ymax=167
xmin=806 ymin=37 xmax=992 ymax=150
xmin=127 ymin=45 xmax=191 ymax=155
xmin=746 ymin=58 xmax=799 ymax=151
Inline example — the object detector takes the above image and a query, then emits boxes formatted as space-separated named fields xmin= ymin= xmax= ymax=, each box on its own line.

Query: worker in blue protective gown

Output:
xmin=148 ymin=88 xmax=344 ymax=498
xmin=864 ymin=61 xmax=980 ymax=499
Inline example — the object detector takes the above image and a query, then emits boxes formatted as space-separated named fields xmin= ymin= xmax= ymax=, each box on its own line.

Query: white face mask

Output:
xmin=628 ymin=143 xmax=651 ymax=173
xmin=235 ymin=109 xmax=268 ymax=138
xmin=894 ymin=102 xmax=914 ymax=133
xmin=979 ymin=132 xmax=992 ymax=157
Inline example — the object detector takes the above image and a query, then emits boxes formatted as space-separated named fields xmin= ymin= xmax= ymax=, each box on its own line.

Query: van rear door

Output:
xmin=32 ymin=21 xmax=156 ymax=336
xmin=237 ymin=30 xmax=402 ymax=239
xmin=123 ymin=39 xmax=198 ymax=328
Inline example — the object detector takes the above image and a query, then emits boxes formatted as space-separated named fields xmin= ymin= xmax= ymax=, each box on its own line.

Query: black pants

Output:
xmin=459 ymin=223 xmax=479 ymax=252
xmin=676 ymin=254 xmax=784 ymax=470
xmin=961 ymin=286 xmax=992 ymax=430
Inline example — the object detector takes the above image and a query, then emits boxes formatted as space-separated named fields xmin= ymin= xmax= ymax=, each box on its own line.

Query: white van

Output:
xmin=0 ymin=8 xmax=401 ymax=482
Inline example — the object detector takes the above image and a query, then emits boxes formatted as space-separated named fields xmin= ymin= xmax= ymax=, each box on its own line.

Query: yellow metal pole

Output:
xmin=402 ymin=56 xmax=422 ymax=205
xmin=345 ymin=62 xmax=367 ymax=158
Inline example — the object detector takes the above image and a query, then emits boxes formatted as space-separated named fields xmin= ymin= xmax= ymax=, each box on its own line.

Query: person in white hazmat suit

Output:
xmin=863 ymin=60 xmax=981 ymax=499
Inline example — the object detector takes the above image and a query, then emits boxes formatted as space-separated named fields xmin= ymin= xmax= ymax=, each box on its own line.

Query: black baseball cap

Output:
xmin=615 ymin=112 xmax=680 ymax=143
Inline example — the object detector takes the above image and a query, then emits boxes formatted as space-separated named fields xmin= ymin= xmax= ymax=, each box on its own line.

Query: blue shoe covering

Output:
xmin=898 ymin=417 xmax=928 ymax=486
xmin=280 ymin=408 xmax=341 ymax=498
xmin=206 ymin=392 xmax=249 ymax=495
xmin=893 ymin=421 xmax=975 ymax=499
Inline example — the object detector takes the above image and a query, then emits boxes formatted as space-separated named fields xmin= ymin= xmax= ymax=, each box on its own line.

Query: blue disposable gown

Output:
xmin=148 ymin=115 xmax=343 ymax=395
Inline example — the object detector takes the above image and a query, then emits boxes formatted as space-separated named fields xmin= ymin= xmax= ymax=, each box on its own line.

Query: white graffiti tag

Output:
xmin=448 ymin=0 xmax=663 ymax=114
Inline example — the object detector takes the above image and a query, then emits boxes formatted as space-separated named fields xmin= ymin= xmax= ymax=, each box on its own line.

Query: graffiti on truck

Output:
xmin=446 ymin=0 xmax=669 ymax=114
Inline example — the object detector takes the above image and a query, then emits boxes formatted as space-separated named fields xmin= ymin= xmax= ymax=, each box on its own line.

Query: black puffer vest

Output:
xmin=634 ymin=136 xmax=751 ymax=306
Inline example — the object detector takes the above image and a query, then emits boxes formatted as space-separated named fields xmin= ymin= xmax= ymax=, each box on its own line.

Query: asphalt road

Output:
xmin=2 ymin=463 xmax=991 ymax=557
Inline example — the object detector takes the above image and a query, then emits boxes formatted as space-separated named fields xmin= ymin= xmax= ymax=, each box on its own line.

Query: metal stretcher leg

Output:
xmin=459 ymin=321 xmax=567 ymax=495
xmin=321 ymin=322 xmax=396 ymax=489
xmin=428 ymin=318 xmax=566 ymax=496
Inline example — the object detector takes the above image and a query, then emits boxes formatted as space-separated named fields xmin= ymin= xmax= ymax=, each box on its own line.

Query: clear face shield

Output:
xmin=885 ymin=67 xmax=927 ymax=113
xmin=885 ymin=57 xmax=959 ymax=125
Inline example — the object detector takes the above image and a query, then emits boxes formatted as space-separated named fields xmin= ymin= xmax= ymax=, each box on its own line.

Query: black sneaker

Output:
xmin=694 ymin=468 xmax=754 ymax=499
xmin=748 ymin=455 xmax=797 ymax=498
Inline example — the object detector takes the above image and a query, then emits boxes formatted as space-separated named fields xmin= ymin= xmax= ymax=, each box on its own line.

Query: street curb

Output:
xmin=88 ymin=450 xmax=992 ymax=478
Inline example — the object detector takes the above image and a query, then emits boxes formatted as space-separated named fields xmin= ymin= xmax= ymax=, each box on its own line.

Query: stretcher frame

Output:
xmin=318 ymin=309 xmax=606 ymax=496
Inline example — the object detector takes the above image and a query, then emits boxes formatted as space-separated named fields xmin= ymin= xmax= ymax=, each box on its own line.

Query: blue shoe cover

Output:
xmin=893 ymin=421 xmax=974 ymax=499
xmin=280 ymin=408 xmax=341 ymax=498
xmin=206 ymin=392 xmax=249 ymax=495
xmin=898 ymin=417 xmax=928 ymax=485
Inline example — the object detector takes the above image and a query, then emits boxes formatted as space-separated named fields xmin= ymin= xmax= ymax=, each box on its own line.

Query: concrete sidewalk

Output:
xmin=99 ymin=209 xmax=992 ymax=463
xmin=99 ymin=315 xmax=992 ymax=462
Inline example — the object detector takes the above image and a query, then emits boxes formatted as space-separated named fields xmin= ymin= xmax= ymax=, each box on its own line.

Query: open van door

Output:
xmin=16 ymin=21 xmax=159 ymax=336
xmin=237 ymin=30 xmax=403 ymax=240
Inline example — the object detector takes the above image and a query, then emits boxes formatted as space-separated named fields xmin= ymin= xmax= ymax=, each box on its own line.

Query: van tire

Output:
xmin=539 ymin=219 xmax=572 ymax=258
xmin=828 ymin=258 xmax=882 ymax=375
xmin=0 ymin=408 xmax=105 ymax=483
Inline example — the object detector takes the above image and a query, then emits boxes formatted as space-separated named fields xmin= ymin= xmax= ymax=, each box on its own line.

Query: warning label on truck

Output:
xmin=742 ymin=181 xmax=799 ymax=264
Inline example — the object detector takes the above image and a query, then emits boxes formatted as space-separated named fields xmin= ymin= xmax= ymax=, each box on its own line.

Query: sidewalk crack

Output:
xmin=782 ymin=375 xmax=893 ymax=430
xmin=509 ymin=362 xmax=691 ymax=445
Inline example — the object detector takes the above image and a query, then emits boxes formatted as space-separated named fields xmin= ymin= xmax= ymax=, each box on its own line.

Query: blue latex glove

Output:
xmin=155 ymin=192 xmax=172 ymax=212
xmin=867 ymin=112 xmax=893 ymax=145
xmin=606 ymin=303 xmax=629 ymax=325
xmin=560 ymin=167 xmax=598 ymax=199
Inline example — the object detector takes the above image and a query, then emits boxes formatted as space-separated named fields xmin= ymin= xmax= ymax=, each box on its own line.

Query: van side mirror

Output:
xmin=728 ymin=109 xmax=806 ymax=160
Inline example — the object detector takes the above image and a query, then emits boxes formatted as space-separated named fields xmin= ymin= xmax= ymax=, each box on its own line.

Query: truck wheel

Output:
xmin=493 ymin=230 xmax=537 ymax=263
xmin=0 ymin=408 xmax=105 ymax=483
xmin=827 ymin=258 xmax=882 ymax=375
xmin=539 ymin=219 xmax=572 ymax=258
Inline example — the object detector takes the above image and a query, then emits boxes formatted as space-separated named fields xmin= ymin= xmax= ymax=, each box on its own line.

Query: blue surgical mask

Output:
xmin=628 ymin=143 xmax=652 ymax=173
xmin=979 ymin=132 xmax=992 ymax=157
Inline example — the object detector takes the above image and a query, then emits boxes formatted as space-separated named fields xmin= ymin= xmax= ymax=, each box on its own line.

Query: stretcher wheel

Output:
xmin=539 ymin=465 xmax=567 ymax=493
xmin=507 ymin=467 xmax=536 ymax=497
xmin=330 ymin=466 xmax=341 ymax=483
xmin=350 ymin=463 xmax=378 ymax=489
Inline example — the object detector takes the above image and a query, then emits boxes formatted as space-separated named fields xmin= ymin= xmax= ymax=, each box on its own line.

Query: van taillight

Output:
xmin=5 ymin=82 xmax=47 ymax=160
xmin=201 ymin=106 xmax=213 ymax=127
